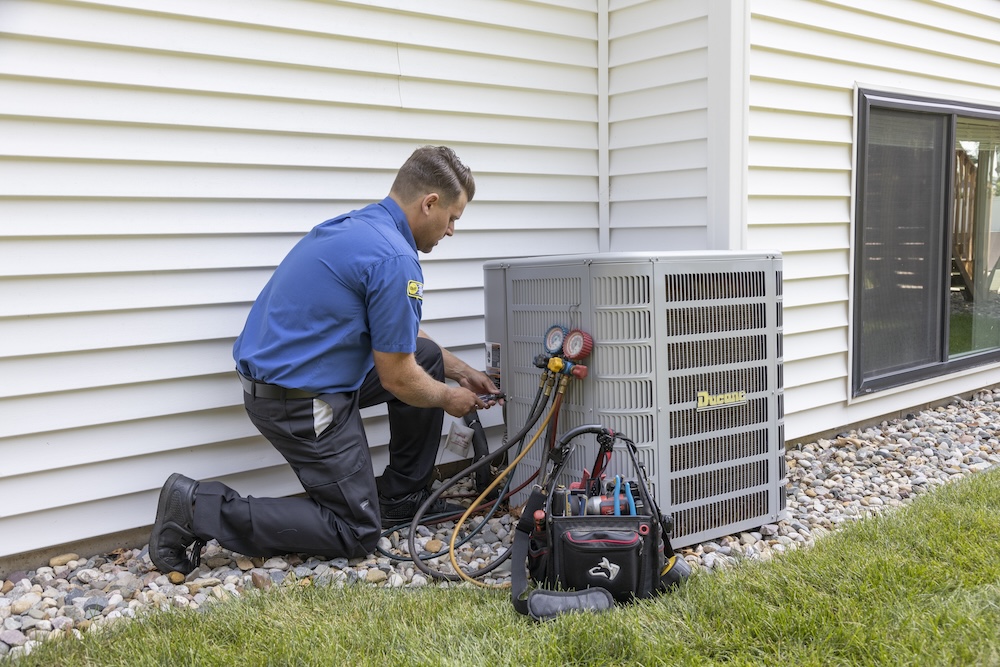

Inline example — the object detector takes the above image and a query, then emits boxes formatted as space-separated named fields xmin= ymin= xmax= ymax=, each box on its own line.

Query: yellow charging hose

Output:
xmin=446 ymin=402 xmax=558 ymax=588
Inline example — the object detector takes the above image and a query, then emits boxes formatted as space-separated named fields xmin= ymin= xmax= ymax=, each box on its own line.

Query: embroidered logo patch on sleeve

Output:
xmin=406 ymin=280 xmax=424 ymax=300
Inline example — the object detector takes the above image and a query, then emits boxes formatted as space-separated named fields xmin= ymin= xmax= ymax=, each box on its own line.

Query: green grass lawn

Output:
xmin=14 ymin=469 xmax=1000 ymax=667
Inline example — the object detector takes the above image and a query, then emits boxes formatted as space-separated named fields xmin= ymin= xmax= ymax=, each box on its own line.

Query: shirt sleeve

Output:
xmin=364 ymin=254 xmax=423 ymax=354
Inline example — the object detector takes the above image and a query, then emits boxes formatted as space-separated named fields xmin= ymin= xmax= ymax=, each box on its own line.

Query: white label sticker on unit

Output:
xmin=485 ymin=342 xmax=501 ymax=386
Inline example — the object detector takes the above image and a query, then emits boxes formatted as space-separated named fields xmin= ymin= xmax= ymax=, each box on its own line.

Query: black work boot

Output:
xmin=149 ymin=473 xmax=205 ymax=575
xmin=379 ymin=488 xmax=466 ymax=527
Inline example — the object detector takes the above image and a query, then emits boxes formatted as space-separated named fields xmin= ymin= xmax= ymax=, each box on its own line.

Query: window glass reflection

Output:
xmin=950 ymin=119 xmax=1000 ymax=357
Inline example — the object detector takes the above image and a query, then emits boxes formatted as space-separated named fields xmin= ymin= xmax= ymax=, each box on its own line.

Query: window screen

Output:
xmin=857 ymin=109 xmax=948 ymax=379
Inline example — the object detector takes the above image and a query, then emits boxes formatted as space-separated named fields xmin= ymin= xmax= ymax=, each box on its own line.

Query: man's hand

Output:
xmin=456 ymin=371 xmax=501 ymax=405
xmin=418 ymin=329 xmax=502 ymax=407
xmin=442 ymin=385 xmax=487 ymax=418
xmin=373 ymin=349 xmax=492 ymax=416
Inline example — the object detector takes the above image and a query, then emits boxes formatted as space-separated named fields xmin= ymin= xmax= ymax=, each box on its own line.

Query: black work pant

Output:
xmin=191 ymin=338 xmax=445 ymax=559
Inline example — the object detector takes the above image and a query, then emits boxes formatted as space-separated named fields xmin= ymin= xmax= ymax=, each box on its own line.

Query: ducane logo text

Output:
xmin=696 ymin=390 xmax=748 ymax=411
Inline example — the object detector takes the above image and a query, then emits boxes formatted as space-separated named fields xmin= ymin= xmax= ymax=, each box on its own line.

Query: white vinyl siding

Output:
xmin=0 ymin=0 xmax=600 ymax=558
xmin=607 ymin=0 xmax=711 ymax=250
xmin=746 ymin=0 xmax=1000 ymax=439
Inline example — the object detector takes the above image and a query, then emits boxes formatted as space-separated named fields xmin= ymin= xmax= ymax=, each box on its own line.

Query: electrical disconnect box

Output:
xmin=483 ymin=251 xmax=786 ymax=548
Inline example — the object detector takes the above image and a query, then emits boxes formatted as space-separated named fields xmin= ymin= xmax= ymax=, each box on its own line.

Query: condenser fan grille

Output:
xmin=660 ymin=264 xmax=781 ymax=544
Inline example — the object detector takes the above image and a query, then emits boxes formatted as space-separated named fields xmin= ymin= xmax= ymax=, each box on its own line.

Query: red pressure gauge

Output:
xmin=562 ymin=329 xmax=594 ymax=361
xmin=543 ymin=325 xmax=568 ymax=355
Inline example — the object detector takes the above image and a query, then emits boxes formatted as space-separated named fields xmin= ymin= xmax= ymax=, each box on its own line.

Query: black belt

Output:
xmin=238 ymin=373 xmax=318 ymax=400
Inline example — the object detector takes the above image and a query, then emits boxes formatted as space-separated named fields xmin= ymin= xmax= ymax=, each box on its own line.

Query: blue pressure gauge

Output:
xmin=543 ymin=325 xmax=568 ymax=355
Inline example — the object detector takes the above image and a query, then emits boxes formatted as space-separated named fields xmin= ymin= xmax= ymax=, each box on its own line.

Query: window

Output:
xmin=854 ymin=90 xmax=1000 ymax=396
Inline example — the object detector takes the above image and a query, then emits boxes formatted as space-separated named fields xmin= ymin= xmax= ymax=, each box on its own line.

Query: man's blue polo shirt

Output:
xmin=233 ymin=197 xmax=423 ymax=394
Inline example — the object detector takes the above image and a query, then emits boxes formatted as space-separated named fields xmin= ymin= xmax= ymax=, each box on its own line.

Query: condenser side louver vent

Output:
xmin=666 ymin=336 xmax=769 ymax=370
xmin=666 ymin=303 xmax=767 ymax=336
xmin=665 ymin=271 xmax=767 ymax=301
xmin=675 ymin=491 xmax=770 ymax=538
xmin=512 ymin=277 xmax=581 ymax=305
xmin=483 ymin=252 xmax=784 ymax=548
xmin=671 ymin=459 xmax=769 ymax=505
xmin=669 ymin=367 xmax=768 ymax=398
xmin=670 ymin=429 xmax=769 ymax=472
xmin=669 ymin=398 xmax=769 ymax=439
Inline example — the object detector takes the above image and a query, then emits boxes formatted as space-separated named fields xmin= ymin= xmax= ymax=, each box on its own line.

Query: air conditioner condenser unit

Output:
xmin=483 ymin=251 xmax=786 ymax=548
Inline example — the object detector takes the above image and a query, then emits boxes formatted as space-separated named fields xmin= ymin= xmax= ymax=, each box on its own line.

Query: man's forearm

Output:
xmin=418 ymin=329 xmax=473 ymax=383
xmin=417 ymin=329 xmax=499 ymax=397
xmin=374 ymin=348 xmax=481 ymax=418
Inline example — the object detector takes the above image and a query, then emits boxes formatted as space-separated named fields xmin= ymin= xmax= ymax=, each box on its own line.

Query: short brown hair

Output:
xmin=391 ymin=146 xmax=475 ymax=205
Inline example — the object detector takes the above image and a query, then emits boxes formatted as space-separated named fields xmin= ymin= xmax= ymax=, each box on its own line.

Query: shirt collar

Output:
xmin=378 ymin=197 xmax=417 ymax=253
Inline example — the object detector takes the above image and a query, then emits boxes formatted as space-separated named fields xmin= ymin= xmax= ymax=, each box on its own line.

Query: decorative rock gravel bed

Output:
xmin=4 ymin=388 xmax=1000 ymax=659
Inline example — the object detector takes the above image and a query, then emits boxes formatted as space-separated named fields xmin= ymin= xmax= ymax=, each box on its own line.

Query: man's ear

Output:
xmin=421 ymin=192 xmax=439 ymax=213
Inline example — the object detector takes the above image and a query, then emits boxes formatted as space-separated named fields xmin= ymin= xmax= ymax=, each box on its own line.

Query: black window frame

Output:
xmin=853 ymin=88 xmax=1000 ymax=396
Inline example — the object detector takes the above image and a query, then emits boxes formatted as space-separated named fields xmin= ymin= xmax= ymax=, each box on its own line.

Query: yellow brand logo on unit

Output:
xmin=696 ymin=390 xmax=748 ymax=411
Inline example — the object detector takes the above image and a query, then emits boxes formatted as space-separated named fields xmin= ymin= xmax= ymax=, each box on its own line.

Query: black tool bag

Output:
xmin=544 ymin=514 xmax=662 ymax=602
xmin=511 ymin=425 xmax=689 ymax=621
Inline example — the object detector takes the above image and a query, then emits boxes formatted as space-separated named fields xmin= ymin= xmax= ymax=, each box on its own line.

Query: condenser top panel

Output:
xmin=483 ymin=250 xmax=781 ymax=271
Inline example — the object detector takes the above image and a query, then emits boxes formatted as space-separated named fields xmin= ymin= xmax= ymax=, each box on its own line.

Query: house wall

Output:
xmin=0 ymin=0 xmax=602 ymax=559
xmin=745 ymin=0 xmax=1000 ymax=440
xmin=6 ymin=0 xmax=1000 ymax=563
xmin=607 ymin=0 xmax=713 ymax=251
